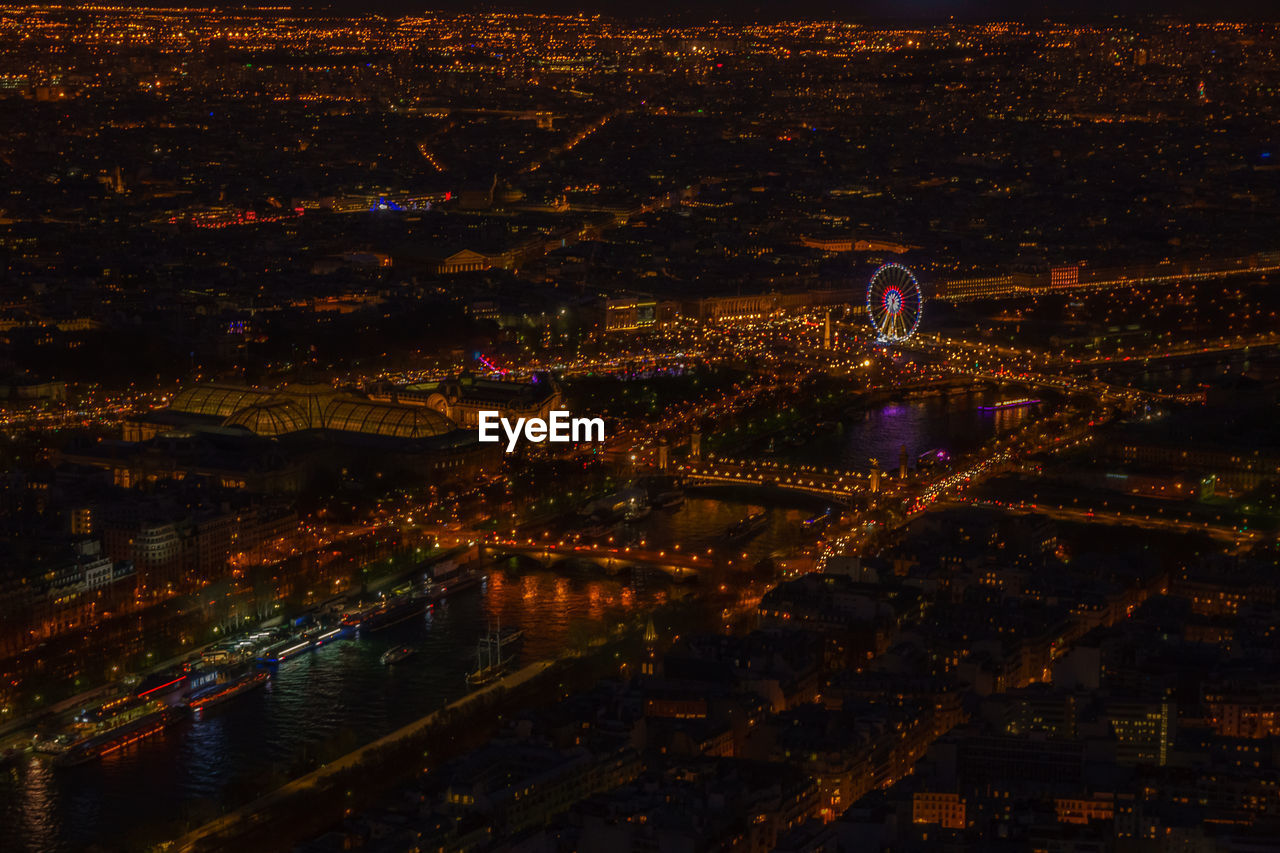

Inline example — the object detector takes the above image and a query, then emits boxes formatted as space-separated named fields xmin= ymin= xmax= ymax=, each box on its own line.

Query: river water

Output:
xmin=778 ymin=388 xmax=1042 ymax=471
xmin=1096 ymin=348 xmax=1279 ymax=394
xmin=0 ymin=496 xmax=812 ymax=852
xmin=0 ymin=390 xmax=1031 ymax=852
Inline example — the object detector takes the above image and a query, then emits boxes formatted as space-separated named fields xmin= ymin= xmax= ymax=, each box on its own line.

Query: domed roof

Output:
xmin=277 ymin=383 xmax=339 ymax=429
xmin=166 ymin=381 xmax=457 ymax=441
xmin=223 ymin=400 xmax=309 ymax=437
xmin=170 ymin=384 xmax=274 ymax=418
xmin=323 ymin=400 xmax=456 ymax=439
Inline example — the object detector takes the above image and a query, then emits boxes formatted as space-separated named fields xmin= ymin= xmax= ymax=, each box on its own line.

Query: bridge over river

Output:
xmin=481 ymin=538 xmax=708 ymax=579
xmin=679 ymin=457 xmax=870 ymax=505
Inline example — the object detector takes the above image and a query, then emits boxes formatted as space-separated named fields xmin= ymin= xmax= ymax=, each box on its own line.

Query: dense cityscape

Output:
xmin=0 ymin=4 xmax=1279 ymax=852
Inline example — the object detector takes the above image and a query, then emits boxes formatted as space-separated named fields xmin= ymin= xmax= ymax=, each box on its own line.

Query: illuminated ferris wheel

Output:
xmin=866 ymin=263 xmax=923 ymax=343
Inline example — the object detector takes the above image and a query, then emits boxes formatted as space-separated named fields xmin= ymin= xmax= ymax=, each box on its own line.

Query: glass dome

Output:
xmin=223 ymin=400 xmax=309 ymax=437
xmin=323 ymin=400 xmax=456 ymax=439
xmin=170 ymin=384 xmax=274 ymax=418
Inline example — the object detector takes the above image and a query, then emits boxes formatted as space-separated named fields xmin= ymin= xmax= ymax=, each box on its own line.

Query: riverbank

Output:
xmin=0 ymin=533 xmax=413 ymax=725
xmin=155 ymin=590 xmax=718 ymax=853
xmin=0 ymin=546 xmax=464 ymax=761
xmin=162 ymin=658 xmax=556 ymax=853
xmin=2 ymin=492 xmax=796 ymax=851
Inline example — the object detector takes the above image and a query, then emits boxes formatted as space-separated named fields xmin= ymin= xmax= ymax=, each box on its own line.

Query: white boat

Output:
xmin=380 ymin=646 xmax=417 ymax=665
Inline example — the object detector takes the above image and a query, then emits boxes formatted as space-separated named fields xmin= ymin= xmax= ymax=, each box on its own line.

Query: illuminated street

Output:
xmin=0 ymin=7 xmax=1278 ymax=853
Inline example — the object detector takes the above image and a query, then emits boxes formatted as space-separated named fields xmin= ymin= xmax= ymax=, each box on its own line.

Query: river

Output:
xmin=0 ymin=390 xmax=1036 ymax=851
xmin=778 ymin=388 xmax=1044 ymax=471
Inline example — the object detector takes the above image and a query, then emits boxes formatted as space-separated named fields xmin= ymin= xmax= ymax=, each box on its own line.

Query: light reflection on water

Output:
xmin=0 ymin=392 xmax=1025 ymax=852
xmin=0 ymin=496 xmax=790 ymax=853
xmin=1100 ymin=349 xmax=1278 ymax=393
xmin=781 ymin=390 xmax=1040 ymax=471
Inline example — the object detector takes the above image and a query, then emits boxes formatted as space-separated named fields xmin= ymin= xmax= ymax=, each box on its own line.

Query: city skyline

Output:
xmin=82 ymin=2 xmax=1280 ymax=22
xmin=0 ymin=5 xmax=1277 ymax=853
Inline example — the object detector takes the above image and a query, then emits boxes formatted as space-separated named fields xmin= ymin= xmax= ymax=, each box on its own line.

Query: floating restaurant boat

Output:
xmin=257 ymin=623 xmax=340 ymax=664
xmin=257 ymin=635 xmax=315 ymax=664
xmin=978 ymin=398 xmax=1040 ymax=411
xmin=130 ymin=667 xmax=190 ymax=702
xmin=342 ymin=592 xmax=429 ymax=633
xmin=424 ymin=562 xmax=483 ymax=603
xmin=186 ymin=669 xmax=270 ymax=712
xmin=36 ymin=695 xmax=180 ymax=767
xmin=342 ymin=563 xmax=483 ymax=635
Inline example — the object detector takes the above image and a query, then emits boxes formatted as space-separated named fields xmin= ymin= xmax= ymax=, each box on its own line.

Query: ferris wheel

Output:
xmin=866 ymin=263 xmax=923 ymax=343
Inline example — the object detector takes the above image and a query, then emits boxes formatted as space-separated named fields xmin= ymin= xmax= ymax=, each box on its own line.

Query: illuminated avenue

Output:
xmin=0 ymin=6 xmax=1279 ymax=853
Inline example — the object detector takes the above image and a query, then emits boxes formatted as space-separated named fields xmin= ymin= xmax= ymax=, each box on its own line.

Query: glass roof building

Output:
xmin=104 ymin=382 xmax=499 ymax=495
xmin=169 ymin=384 xmax=275 ymax=419
xmin=222 ymin=400 xmax=309 ymax=437
xmin=324 ymin=399 xmax=454 ymax=439
xmin=151 ymin=382 xmax=461 ymax=441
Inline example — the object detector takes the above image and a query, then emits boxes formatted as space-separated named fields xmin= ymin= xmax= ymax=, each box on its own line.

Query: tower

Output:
xmin=690 ymin=431 xmax=702 ymax=461
xmin=869 ymin=459 xmax=881 ymax=494
xmin=899 ymin=445 xmax=909 ymax=479
xmin=823 ymin=310 xmax=832 ymax=350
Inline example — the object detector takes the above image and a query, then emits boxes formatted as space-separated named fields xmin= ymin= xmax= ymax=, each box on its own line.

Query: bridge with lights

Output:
xmin=480 ymin=539 xmax=706 ymax=578
xmin=960 ymin=369 xmax=1203 ymax=406
xmin=679 ymin=457 xmax=868 ymax=505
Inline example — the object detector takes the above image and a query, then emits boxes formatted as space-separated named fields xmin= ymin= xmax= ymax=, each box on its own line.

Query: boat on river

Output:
xmin=725 ymin=511 xmax=768 ymax=541
xmin=466 ymin=623 xmax=516 ymax=687
xmin=380 ymin=645 xmax=418 ymax=665
xmin=186 ymin=669 xmax=270 ymax=712
xmin=35 ymin=695 xmax=181 ymax=767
